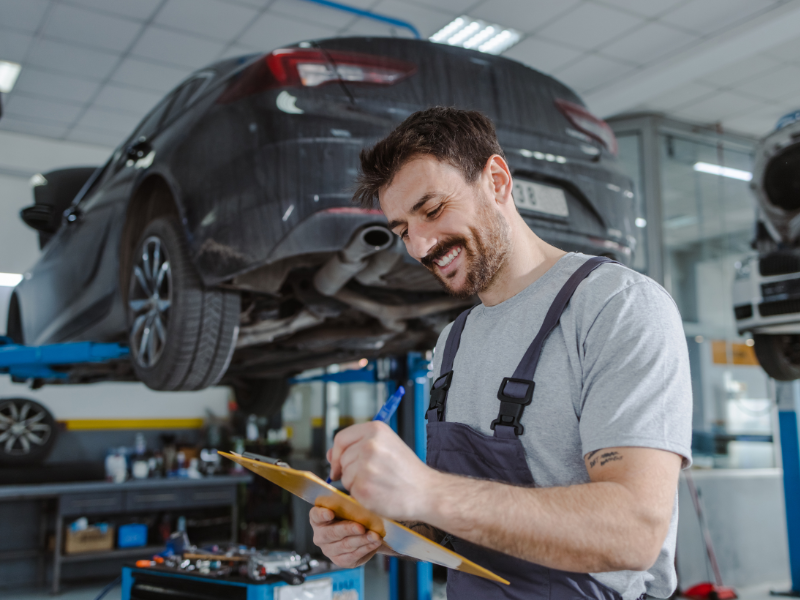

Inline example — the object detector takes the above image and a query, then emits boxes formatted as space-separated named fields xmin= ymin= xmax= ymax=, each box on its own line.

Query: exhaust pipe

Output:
xmin=314 ymin=225 xmax=394 ymax=296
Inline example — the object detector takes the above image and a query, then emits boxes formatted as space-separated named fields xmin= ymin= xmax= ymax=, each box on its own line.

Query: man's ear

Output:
xmin=485 ymin=155 xmax=513 ymax=205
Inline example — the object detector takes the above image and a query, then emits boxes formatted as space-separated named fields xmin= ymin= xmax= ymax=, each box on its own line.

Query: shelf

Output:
xmin=61 ymin=544 xmax=163 ymax=564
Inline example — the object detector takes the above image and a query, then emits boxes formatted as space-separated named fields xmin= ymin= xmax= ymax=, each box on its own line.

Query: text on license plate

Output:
xmin=513 ymin=179 xmax=569 ymax=218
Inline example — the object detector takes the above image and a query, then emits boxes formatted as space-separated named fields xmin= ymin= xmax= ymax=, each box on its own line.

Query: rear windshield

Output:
xmin=314 ymin=37 xmax=583 ymax=138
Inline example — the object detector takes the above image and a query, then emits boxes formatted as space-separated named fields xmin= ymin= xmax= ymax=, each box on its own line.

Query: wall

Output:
xmin=0 ymin=131 xmax=229 ymax=420
xmin=677 ymin=469 xmax=791 ymax=589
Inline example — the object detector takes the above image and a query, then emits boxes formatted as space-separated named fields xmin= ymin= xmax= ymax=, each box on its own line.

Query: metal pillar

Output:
xmin=388 ymin=353 xmax=433 ymax=600
xmin=773 ymin=381 xmax=800 ymax=596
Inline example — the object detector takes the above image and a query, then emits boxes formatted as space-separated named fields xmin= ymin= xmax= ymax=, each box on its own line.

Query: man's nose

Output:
xmin=406 ymin=228 xmax=436 ymax=262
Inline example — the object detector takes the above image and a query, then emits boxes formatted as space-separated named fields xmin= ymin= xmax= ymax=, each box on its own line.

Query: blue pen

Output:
xmin=326 ymin=385 xmax=405 ymax=484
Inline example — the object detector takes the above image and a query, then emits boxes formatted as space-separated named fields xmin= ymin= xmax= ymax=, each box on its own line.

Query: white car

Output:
xmin=733 ymin=110 xmax=800 ymax=380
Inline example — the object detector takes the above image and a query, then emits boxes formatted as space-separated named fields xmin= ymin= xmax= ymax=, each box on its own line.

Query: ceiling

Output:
xmin=1 ymin=0 xmax=800 ymax=150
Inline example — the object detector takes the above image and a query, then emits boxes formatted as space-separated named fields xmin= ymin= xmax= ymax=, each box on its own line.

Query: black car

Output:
xmin=9 ymin=37 xmax=635 ymax=404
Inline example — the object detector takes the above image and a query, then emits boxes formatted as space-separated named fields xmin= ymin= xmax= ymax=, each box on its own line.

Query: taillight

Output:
xmin=268 ymin=48 xmax=416 ymax=87
xmin=555 ymin=99 xmax=618 ymax=155
xmin=218 ymin=48 xmax=416 ymax=103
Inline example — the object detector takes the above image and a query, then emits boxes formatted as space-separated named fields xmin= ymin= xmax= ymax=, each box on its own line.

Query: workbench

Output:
xmin=0 ymin=475 xmax=251 ymax=594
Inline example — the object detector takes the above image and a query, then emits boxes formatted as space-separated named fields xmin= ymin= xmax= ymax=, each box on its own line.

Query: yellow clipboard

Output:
xmin=220 ymin=451 xmax=508 ymax=584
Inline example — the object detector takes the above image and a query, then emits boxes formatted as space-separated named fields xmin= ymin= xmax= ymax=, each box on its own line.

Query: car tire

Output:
xmin=0 ymin=398 xmax=57 ymax=465
xmin=128 ymin=217 xmax=240 ymax=391
xmin=234 ymin=378 xmax=290 ymax=417
xmin=753 ymin=334 xmax=800 ymax=381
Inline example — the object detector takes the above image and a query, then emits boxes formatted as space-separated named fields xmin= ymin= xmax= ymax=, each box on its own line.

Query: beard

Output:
xmin=420 ymin=195 xmax=512 ymax=300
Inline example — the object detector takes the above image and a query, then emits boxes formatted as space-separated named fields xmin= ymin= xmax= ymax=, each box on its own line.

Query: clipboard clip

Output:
xmin=241 ymin=451 xmax=290 ymax=468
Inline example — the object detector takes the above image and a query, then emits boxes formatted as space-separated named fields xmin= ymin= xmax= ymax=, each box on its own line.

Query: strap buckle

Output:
xmin=428 ymin=371 xmax=453 ymax=421
xmin=490 ymin=377 xmax=535 ymax=435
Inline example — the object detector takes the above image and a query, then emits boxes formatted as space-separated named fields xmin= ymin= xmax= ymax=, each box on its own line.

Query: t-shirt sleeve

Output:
xmin=578 ymin=280 xmax=693 ymax=468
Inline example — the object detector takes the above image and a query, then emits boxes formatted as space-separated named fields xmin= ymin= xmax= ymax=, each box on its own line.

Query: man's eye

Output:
xmin=427 ymin=206 xmax=442 ymax=218
xmin=400 ymin=230 xmax=409 ymax=240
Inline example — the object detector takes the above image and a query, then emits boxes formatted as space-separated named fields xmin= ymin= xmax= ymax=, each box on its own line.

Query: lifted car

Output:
xmin=733 ymin=110 xmax=800 ymax=380
xmin=9 ymin=37 xmax=636 ymax=399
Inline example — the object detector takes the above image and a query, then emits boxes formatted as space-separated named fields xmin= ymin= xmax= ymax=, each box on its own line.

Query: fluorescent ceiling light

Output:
xmin=0 ymin=60 xmax=21 ymax=93
xmin=0 ymin=273 xmax=22 ymax=287
xmin=430 ymin=16 xmax=521 ymax=55
xmin=693 ymin=162 xmax=752 ymax=181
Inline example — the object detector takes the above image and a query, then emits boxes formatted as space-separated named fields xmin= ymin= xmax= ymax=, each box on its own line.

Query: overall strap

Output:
xmin=491 ymin=256 xmax=618 ymax=437
xmin=427 ymin=306 xmax=475 ymax=422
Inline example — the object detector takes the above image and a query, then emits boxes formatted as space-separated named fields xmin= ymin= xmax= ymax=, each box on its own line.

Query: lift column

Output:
xmin=775 ymin=381 xmax=800 ymax=597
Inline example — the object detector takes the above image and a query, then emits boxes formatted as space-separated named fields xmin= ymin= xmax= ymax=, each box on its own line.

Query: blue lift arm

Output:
xmin=0 ymin=336 xmax=130 ymax=381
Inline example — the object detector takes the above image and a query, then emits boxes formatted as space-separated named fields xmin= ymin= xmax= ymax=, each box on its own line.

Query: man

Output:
xmin=310 ymin=107 xmax=692 ymax=599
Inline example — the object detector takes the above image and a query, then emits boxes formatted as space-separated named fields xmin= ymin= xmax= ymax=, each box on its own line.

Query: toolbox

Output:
xmin=121 ymin=562 xmax=364 ymax=600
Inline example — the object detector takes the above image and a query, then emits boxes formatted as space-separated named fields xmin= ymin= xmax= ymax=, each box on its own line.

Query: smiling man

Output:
xmin=309 ymin=107 xmax=692 ymax=600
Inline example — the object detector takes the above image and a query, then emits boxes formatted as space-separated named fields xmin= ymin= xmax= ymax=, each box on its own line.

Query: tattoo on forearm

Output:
xmin=587 ymin=450 xmax=623 ymax=468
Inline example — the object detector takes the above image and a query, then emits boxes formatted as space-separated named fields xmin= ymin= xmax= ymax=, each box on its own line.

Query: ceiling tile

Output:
xmin=0 ymin=0 xmax=51 ymax=33
xmin=268 ymin=0 xmax=358 ymax=30
xmin=0 ymin=115 xmax=70 ymax=139
xmin=75 ymin=106 xmax=141 ymax=134
xmin=672 ymin=91 xmax=764 ymax=123
xmin=501 ymin=36 xmax=584 ymax=74
xmin=537 ymin=2 xmax=643 ymax=51
xmin=93 ymin=83 xmax=164 ymax=114
xmin=217 ymin=44 xmax=262 ymax=60
xmin=339 ymin=18 xmax=411 ymax=38
xmin=659 ymin=0 xmax=778 ymax=36
xmin=764 ymin=35 xmax=800 ymax=63
xmin=407 ymin=0 xmax=478 ymax=13
xmin=238 ymin=12 xmax=337 ymax=50
xmin=723 ymin=108 xmax=784 ymax=137
xmin=41 ymin=4 xmax=142 ymax=52
xmin=11 ymin=67 xmax=100 ymax=104
xmin=111 ymin=57 xmax=191 ymax=93
xmin=65 ymin=127 xmax=122 ymax=148
xmin=733 ymin=65 xmax=800 ymax=101
xmin=592 ymin=0 xmax=685 ymax=18
xmin=470 ymin=0 xmax=581 ymax=35
xmin=599 ymin=22 xmax=696 ymax=66
xmin=26 ymin=39 xmax=120 ymax=81
xmin=131 ymin=25 xmax=227 ymax=70
xmin=703 ymin=54 xmax=784 ymax=88
xmin=4 ymin=93 xmax=84 ymax=125
xmin=553 ymin=53 xmax=636 ymax=95
xmin=366 ymin=0 xmax=454 ymax=39
xmin=61 ymin=0 xmax=162 ymax=21
xmin=155 ymin=0 xmax=259 ymax=41
xmin=640 ymin=81 xmax=718 ymax=111
xmin=0 ymin=29 xmax=34 ymax=63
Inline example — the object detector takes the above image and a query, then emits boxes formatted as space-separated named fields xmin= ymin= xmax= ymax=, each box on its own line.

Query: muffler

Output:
xmin=313 ymin=225 xmax=394 ymax=296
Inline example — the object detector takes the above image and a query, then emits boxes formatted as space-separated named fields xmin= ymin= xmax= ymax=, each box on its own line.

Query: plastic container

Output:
xmin=117 ymin=523 xmax=148 ymax=549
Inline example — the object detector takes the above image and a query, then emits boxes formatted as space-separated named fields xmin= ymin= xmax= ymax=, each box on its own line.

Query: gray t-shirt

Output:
xmin=430 ymin=252 xmax=692 ymax=600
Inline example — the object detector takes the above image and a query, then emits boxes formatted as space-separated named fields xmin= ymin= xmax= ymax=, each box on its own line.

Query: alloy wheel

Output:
xmin=0 ymin=399 xmax=52 ymax=456
xmin=129 ymin=236 xmax=172 ymax=369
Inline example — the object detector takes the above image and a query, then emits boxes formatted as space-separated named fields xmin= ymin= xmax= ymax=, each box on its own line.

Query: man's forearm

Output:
xmin=417 ymin=472 xmax=666 ymax=573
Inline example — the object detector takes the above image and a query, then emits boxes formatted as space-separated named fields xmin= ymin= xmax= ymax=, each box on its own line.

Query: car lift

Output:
xmin=290 ymin=352 xmax=435 ymax=600
xmin=0 ymin=336 xmax=130 ymax=381
xmin=0 ymin=338 xmax=433 ymax=600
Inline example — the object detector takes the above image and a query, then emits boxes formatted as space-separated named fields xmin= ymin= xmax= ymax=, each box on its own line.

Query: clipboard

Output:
xmin=219 ymin=451 xmax=508 ymax=584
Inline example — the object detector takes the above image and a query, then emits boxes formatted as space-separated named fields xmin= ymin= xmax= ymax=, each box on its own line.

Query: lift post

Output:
xmin=774 ymin=381 xmax=800 ymax=597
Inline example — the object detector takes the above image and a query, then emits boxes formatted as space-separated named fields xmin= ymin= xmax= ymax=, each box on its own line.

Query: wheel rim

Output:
xmin=129 ymin=236 xmax=172 ymax=369
xmin=0 ymin=400 xmax=52 ymax=456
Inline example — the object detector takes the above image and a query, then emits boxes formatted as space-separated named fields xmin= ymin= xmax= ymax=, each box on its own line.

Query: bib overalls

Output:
xmin=426 ymin=256 xmax=626 ymax=600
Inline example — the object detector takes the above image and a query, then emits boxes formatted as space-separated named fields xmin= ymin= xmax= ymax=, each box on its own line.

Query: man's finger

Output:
xmin=329 ymin=423 xmax=373 ymax=481
xmin=329 ymin=539 xmax=382 ymax=567
xmin=313 ymin=520 xmax=366 ymax=546
xmin=309 ymin=507 xmax=335 ymax=525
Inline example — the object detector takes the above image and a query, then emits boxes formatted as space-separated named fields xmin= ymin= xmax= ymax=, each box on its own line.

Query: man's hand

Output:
xmin=309 ymin=507 xmax=383 ymax=567
xmin=327 ymin=421 xmax=437 ymax=521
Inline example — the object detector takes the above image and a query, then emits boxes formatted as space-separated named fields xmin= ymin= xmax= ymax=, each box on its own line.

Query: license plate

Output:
xmin=275 ymin=578 xmax=333 ymax=600
xmin=513 ymin=178 xmax=569 ymax=218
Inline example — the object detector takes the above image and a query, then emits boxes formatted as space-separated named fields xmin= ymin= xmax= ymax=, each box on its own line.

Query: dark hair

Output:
xmin=353 ymin=107 xmax=505 ymax=208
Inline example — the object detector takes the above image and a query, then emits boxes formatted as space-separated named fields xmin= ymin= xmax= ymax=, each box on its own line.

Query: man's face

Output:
xmin=381 ymin=156 xmax=511 ymax=299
